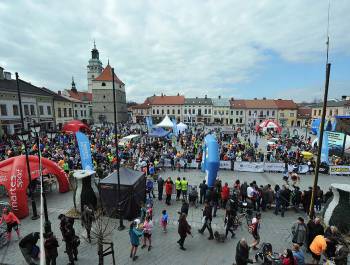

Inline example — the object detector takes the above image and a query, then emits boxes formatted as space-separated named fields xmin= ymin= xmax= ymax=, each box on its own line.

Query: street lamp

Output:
xmin=18 ymin=130 xmax=39 ymax=220
xmin=30 ymin=122 xmax=52 ymax=234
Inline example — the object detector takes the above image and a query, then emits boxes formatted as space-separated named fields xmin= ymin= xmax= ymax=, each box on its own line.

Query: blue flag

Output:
xmin=320 ymin=131 xmax=329 ymax=165
xmin=76 ymin=131 xmax=94 ymax=170
xmin=172 ymin=118 xmax=178 ymax=136
xmin=145 ymin=116 xmax=153 ymax=131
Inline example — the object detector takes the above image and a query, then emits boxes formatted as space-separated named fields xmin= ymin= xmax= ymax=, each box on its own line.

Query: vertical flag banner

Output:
xmin=321 ymin=131 xmax=329 ymax=165
xmin=172 ymin=118 xmax=178 ymax=136
xmin=145 ymin=116 xmax=153 ymax=131
xmin=76 ymin=131 xmax=94 ymax=170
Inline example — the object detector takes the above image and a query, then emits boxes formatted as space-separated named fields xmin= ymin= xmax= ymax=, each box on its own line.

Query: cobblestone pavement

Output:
xmin=0 ymin=168 xmax=349 ymax=265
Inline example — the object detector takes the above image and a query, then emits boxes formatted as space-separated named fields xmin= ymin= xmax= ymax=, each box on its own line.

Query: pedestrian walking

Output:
xmin=165 ymin=178 xmax=173 ymax=205
xmin=129 ymin=221 xmax=143 ymax=261
xmin=63 ymin=220 xmax=79 ymax=265
xmin=198 ymin=202 xmax=214 ymax=240
xmin=81 ymin=205 xmax=94 ymax=243
xmin=160 ymin=210 xmax=168 ymax=233
xmin=19 ymin=232 xmax=40 ymax=265
xmin=175 ymin=177 xmax=182 ymax=201
xmin=177 ymin=213 xmax=191 ymax=250
xmin=221 ymin=182 xmax=230 ymax=209
xmin=249 ymin=213 xmax=261 ymax=250
xmin=0 ymin=208 xmax=20 ymax=242
xmin=181 ymin=177 xmax=188 ymax=200
xmin=199 ymin=180 xmax=207 ymax=204
xmin=291 ymin=217 xmax=307 ymax=247
xmin=44 ymin=232 xmax=59 ymax=265
xmin=235 ymin=238 xmax=254 ymax=265
xmin=141 ymin=215 xmax=153 ymax=251
xmin=157 ymin=176 xmax=164 ymax=200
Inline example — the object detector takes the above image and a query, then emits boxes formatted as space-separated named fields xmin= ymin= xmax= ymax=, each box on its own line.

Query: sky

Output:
xmin=0 ymin=0 xmax=349 ymax=103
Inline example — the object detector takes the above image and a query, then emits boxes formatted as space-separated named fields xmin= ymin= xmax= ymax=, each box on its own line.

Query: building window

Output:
xmin=102 ymin=82 xmax=106 ymax=86
xmin=204 ymin=109 xmax=207 ymax=115
xmin=75 ymin=110 xmax=78 ymax=117
xmin=313 ymin=110 xmax=316 ymax=116
xmin=30 ymin=105 xmax=35 ymax=115
xmin=290 ymin=113 xmax=294 ymax=117
xmin=13 ymin=105 xmax=19 ymax=116
xmin=162 ymin=109 xmax=164 ymax=115
xmin=84 ymin=110 xmax=86 ymax=117
xmin=81 ymin=110 xmax=83 ymax=116
xmin=240 ymin=118 xmax=243 ymax=123
xmin=63 ymin=108 xmax=67 ymax=117
xmin=103 ymin=95 xmax=106 ymax=99
xmin=172 ymin=109 xmax=175 ymax=115
xmin=236 ymin=118 xmax=238 ymax=122
xmin=167 ymin=109 xmax=169 ymax=114
xmin=184 ymin=109 xmax=187 ymax=114
xmin=156 ymin=109 xmax=159 ymax=115
xmin=209 ymin=109 xmax=211 ymax=114
xmin=236 ymin=111 xmax=239 ymax=115
xmin=0 ymin=104 xmax=7 ymax=116
xmin=272 ymin=110 xmax=275 ymax=116
xmin=153 ymin=109 xmax=155 ymax=114
xmin=266 ymin=110 xmax=269 ymax=116
xmin=69 ymin=108 xmax=72 ymax=117
xmin=248 ymin=110 xmax=251 ymax=116
xmin=75 ymin=104 xmax=77 ymax=107
xmin=240 ymin=111 xmax=243 ymax=115
xmin=39 ymin=106 xmax=44 ymax=115
xmin=47 ymin=106 xmax=51 ymax=115
xmin=178 ymin=109 xmax=180 ymax=115
xmin=58 ymin=108 xmax=62 ymax=117
xmin=318 ymin=110 xmax=321 ymax=115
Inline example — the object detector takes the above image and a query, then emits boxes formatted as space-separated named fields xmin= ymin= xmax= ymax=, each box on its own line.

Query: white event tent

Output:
xmin=176 ymin=122 xmax=188 ymax=133
xmin=155 ymin=115 xmax=173 ymax=128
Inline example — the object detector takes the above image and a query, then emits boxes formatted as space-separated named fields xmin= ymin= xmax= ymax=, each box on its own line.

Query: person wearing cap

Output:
xmin=291 ymin=217 xmax=307 ymax=247
xmin=0 ymin=207 xmax=20 ymax=242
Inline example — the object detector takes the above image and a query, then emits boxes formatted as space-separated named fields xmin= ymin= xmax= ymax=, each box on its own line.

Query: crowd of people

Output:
xmin=0 ymin=123 xmax=349 ymax=264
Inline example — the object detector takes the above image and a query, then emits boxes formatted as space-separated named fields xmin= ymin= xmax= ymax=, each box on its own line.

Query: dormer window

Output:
xmin=102 ymin=82 xmax=106 ymax=86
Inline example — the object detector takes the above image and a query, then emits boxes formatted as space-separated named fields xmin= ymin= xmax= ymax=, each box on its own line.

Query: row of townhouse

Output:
xmin=130 ymin=94 xmax=307 ymax=127
xmin=0 ymin=67 xmax=92 ymax=136
xmin=310 ymin=97 xmax=350 ymax=121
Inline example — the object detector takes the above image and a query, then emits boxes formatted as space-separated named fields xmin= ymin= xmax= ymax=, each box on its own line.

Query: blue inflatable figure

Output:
xmin=201 ymin=134 xmax=220 ymax=188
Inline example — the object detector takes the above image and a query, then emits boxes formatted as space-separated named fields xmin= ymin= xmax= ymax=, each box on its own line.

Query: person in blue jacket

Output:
xmin=129 ymin=221 xmax=143 ymax=261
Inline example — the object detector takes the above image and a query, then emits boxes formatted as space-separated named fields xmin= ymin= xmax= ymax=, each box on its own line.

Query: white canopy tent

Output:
xmin=176 ymin=122 xmax=188 ymax=133
xmin=155 ymin=115 xmax=173 ymax=128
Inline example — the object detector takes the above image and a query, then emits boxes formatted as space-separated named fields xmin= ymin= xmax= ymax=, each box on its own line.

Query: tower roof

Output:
xmin=94 ymin=64 xmax=124 ymax=85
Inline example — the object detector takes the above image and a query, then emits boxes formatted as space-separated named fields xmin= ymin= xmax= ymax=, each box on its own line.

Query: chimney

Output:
xmin=0 ymin=66 xmax=4 ymax=80
xmin=4 ymin=72 xmax=11 ymax=80
xmin=196 ymin=96 xmax=198 ymax=99
xmin=218 ymin=95 xmax=221 ymax=99
xmin=161 ymin=93 xmax=163 ymax=97
xmin=58 ymin=91 xmax=62 ymax=95
xmin=254 ymin=97 xmax=257 ymax=100
xmin=231 ymin=97 xmax=234 ymax=101
xmin=177 ymin=93 xmax=180 ymax=96
xmin=263 ymin=97 xmax=266 ymax=100
xmin=342 ymin=95 xmax=347 ymax=100
xmin=205 ymin=95 xmax=207 ymax=99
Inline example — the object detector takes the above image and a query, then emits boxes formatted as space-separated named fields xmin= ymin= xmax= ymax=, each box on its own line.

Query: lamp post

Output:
xmin=112 ymin=67 xmax=125 ymax=230
xmin=15 ymin=72 xmax=39 ymax=220
xmin=30 ymin=122 xmax=52 ymax=233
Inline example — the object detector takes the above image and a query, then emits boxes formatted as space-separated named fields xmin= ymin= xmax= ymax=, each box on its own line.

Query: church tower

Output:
xmin=87 ymin=41 xmax=103 ymax=93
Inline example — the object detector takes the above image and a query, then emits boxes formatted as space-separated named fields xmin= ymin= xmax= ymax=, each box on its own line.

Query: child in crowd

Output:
xmin=160 ymin=210 xmax=168 ymax=233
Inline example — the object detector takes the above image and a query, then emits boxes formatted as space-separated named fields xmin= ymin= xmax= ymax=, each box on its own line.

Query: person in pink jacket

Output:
xmin=141 ymin=215 xmax=153 ymax=251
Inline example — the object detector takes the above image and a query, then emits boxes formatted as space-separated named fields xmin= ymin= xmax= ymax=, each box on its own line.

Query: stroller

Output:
xmin=255 ymin=243 xmax=281 ymax=265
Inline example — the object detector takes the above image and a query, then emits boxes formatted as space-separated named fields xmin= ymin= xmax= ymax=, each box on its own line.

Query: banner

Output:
xmin=172 ymin=118 xmax=178 ymax=136
xmin=234 ymin=161 xmax=264 ymax=172
xmin=264 ymin=162 xmax=285 ymax=172
xmin=219 ymin=161 xmax=231 ymax=169
xmin=327 ymin=131 xmax=345 ymax=156
xmin=145 ymin=116 xmax=153 ymax=131
xmin=321 ymin=131 xmax=329 ymax=164
xmin=76 ymin=131 xmax=94 ymax=170
xmin=287 ymin=164 xmax=309 ymax=174
xmin=329 ymin=165 xmax=350 ymax=175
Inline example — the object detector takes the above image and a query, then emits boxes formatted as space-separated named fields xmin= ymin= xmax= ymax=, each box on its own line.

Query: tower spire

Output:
xmin=93 ymin=39 xmax=96 ymax=49
xmin=71 ymin=76 xmax=77 ymax=92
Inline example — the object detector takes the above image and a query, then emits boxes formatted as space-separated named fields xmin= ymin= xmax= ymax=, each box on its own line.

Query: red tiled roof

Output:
xmin=244 ymin=99 xmax=277 ymax=109
xmin=147 ymin=95 xmax=185 ymax=105
xmin=94 ymin=64 xmax=124 ymax=85
xmin=67 ymin=90 xmax=92 ymax=102
xmin=230 ymin=99 xmax=246 ymax=109
xmin=274 ymin=99 xmax=297 ymax=109
xmin=297 ymin=107 xmax=312 ymax=118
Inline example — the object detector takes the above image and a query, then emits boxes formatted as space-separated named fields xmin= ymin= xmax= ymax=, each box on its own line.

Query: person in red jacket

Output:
xmin=221 ymin=182 xmax=230 ymax=209
xmin=165 ymin=178 xmax=173 ymax=205
xmin=0 ymin=208 xmax=20 ymax=241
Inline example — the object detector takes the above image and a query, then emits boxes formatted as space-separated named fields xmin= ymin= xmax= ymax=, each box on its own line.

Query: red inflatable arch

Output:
xmin=0 ymin=155 xmax=69 ymax=219
xmin=62 ymin=120 xmax=90 ymax=134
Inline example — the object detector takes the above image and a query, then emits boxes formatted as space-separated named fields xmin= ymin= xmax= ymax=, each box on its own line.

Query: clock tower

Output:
xmin=87 ymin=41 xmax=103 ymax=93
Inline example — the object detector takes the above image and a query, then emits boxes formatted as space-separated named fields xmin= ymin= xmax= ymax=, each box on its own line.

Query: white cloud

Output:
xmin=0 ymin=0 xmax=349 ymax=102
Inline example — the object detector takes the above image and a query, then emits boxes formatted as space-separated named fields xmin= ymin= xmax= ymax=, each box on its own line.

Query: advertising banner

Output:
xmin=234 ymin=161 xmax=264 ymax=172
xmin=76 ymin=132 xmax=94 ymax=170
xmin=329 ymin=165 xmax=350 ymax=175
xmin=327 ymin=131 xmax=345 ymax=156
xmin=264 ymin=162 xmax=285 ymax=172
xmin=219 ymin=161 xmax=231 ymax=170
xmin=321 ymin=131 xmax=329 ymax=164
